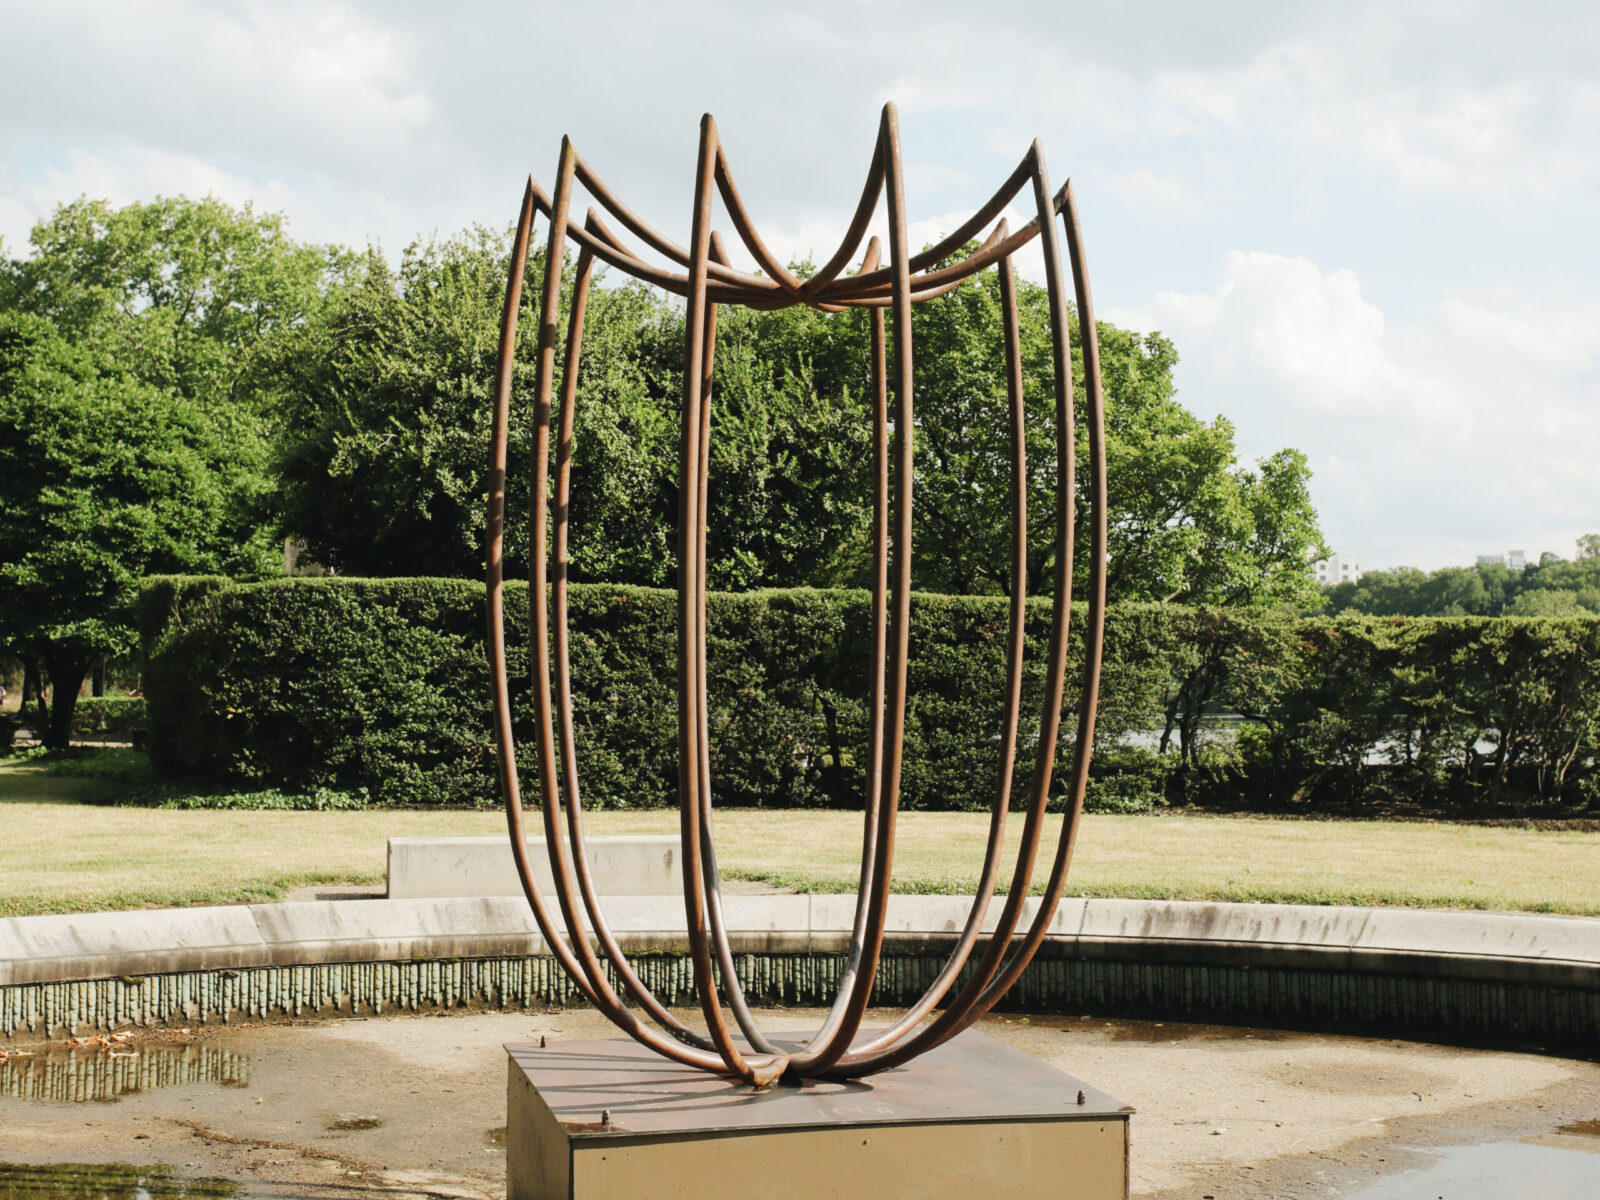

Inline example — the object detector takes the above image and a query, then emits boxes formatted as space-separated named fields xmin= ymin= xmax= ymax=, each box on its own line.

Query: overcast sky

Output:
xmin=4 ymin=1 xmax=1597 ymax=570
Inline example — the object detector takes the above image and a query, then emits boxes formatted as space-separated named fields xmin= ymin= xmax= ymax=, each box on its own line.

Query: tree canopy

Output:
xmin=3 ymin=195 xmax=1332 ymax=749
xmin=1322 ymin=543 xmax=1600 ymax=618
xmin=271 ymin=228 xmax=1327 ymax=605
xmin=0 ymin=196 xmax=341 ymax=744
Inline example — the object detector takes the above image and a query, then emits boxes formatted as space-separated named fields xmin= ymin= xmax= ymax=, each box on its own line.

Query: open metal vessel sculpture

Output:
xmin=487 ymin=103 xmax=1108 ymax=1085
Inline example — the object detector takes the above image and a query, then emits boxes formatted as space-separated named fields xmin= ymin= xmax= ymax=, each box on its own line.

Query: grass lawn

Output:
xmin=2 ymin=757 xmax=1596 ymax=918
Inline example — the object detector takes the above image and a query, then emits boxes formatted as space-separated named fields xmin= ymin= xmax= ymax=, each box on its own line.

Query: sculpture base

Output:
xmin=506 ymin=1028 xmax=1131 ymax=1200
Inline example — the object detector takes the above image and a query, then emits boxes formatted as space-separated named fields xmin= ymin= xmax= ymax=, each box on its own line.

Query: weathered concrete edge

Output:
xmin=2 ymin=895 xmax=1596 ymax=992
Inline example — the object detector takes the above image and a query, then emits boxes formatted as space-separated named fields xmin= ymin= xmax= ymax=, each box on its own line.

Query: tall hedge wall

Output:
xmin=139 ymin=577 xmax=1600 ymax=810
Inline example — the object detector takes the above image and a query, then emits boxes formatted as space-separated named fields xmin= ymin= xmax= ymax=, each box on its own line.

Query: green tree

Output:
xmin=275 ymin=233 xmax=1325 ymax=606
xmin=1504 ymin=589 xmax=1584 ymax=617
xmin=0 ymin=196 xmax=335 ymax=743
xmin=1330 ymin=537 xmax=1600 ymax=618
xmin=275 ymin=237 xmax=878 ymax=586
xmin=0 ymin=315 xmax=265 ymax=746
xmin=891 ymin=271 xmax=1325 ymax=604
xmin=2 ymin=196 xmax=338 ymax=413
xmin=273 ymin=232 xmax=536 ymax=578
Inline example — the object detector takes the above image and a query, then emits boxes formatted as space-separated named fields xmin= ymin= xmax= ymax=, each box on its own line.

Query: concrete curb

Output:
xmin=385 ymin=835 xmax=681 ymax=900
xmin=4 ymin=895 xmax=1596 ymax=992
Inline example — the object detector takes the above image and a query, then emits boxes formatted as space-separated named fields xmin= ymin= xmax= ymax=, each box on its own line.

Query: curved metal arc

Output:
xmin=694 ymin=231 xmax=780 ymax=1056
xmin=956 ymin=180 xmax=1108 ymax=1025
xmin=801 ymin=235 xmax=888 ymax=1056
xmin=713 ymin=146 xmax=806 ymax=299
xmin=522 ymin=175 xmax=778 ymax=307
xmin=528 ymin=141 xmax=618 ymax=1004
xmin=845 ymin=232 xmax=1032 ymax=1058
xmin=787 ymin=102 xmax=915 ymax=1076
xmin=676 ymin=113 xmax=789 ymax=1087
xmin=514 ymin=148 xmax=761 ymax=1079
xmin=572 ymin=148 xmax=784 ymax=298
xmin=817 ymin=184 xmax=1067 ymax=304
xmin=819 ymin=142 xmax=1081 ymax=1078
xmin=810 ymin=148 xmax=1037 ymax=301
xmin=549 ymin=243 xmax=718 ymax=1053
xmin=797 ymin=137 xmax=885 ymax=300
xmin=822 ymin=213 xmax=1017 ymax=309
xmin=487 ymin=179 xmax=603 ymax=1014
xmin=708 ymin=145 xmax=852 ymax=312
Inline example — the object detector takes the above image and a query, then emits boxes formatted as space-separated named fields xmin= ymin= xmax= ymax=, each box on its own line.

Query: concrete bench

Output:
xmin=385 ymin=835 xmax=681 ymax=899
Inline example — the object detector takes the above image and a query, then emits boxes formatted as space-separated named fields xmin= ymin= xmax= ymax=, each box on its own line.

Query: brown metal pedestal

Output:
xmin=506 ymin=1029 xmax=1131 ymax=1200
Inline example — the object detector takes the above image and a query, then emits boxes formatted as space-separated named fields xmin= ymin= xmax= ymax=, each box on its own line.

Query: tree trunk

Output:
xmin=40 ymin=645 xmax=91 ymax=751
xmin=23 ymin=653 xmax=50 ymax=742
xmin=92 ymin=655 xmax=107 ymax=697
xmin=1158 ymin=694 xmax=1179 ymax=755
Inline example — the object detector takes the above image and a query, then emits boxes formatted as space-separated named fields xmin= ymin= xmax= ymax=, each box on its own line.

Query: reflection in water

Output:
xmin=0 ymin=1164 xmax=240 ymax=1199
xmin=1344 ymin=1139 xmax=1600 ymax=1198
xmin=0 ymin=1164 xmax=376 ymax=1200
xmin=0 ymin=1043 xmax=249 ymax=1103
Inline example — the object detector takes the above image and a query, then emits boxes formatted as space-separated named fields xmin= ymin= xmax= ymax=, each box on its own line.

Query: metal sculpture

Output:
xmin=487 ymin=103 xmax=1107 ymax=1085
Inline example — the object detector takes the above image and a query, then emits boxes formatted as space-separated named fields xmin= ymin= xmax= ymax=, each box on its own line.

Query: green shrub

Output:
xmin=69 ymin=696 xmax=146 ymax=737
xmin=136 ymin=575 xmax=234 ymax=665
xmin=141 ymin=578 xmax=1170 ymax=809
xmin=1081 ymin=746 xmax=1172 ymax=813
xmin=139 ymin=578 xmax=1600 ymax=811
xmin=128 ymin=784 xmax=368 ymax=811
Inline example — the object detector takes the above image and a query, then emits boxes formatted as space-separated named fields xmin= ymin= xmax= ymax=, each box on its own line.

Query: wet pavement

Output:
xmin=1342 ymin=1128 xmax=1600 ymax=1199
xmin=0 ymin=1008 xmax=1595 ymax=1198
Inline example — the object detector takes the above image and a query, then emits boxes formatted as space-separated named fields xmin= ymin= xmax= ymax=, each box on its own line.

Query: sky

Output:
xmin=3 ymin=0 xmax=1597 ymax=571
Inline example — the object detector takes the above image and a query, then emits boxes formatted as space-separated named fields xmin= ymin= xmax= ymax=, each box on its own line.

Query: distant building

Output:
xmin=1476 ymin=550 xmax=1528 ymax=571
xmin=1313 ymin=554 xmax=1361 ymax=586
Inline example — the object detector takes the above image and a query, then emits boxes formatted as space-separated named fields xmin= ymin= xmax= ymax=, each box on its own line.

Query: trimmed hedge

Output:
xmin=141 ymin=578 xmax=1171 ymax=809
xmin=140 ymin=578 xmax=1600 ymax=810
xmin=69 ymin=696 xmax=146 ymax=738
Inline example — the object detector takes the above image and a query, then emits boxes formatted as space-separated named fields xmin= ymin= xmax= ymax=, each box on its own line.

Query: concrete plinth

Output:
xmin=386 ymin=835 xmax=680 ymax=899
xmin=506 ymin=1030 xmax=1131 ymax=1200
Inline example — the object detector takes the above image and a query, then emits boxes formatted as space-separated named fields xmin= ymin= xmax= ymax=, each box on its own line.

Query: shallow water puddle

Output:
xmin=1345 ymin=1135 xmax=1600 ymax=1198
xmin=0 ymin=1164 xmax=371 ymax=1200
xmin=0 ymin=1043 xmax=249 ymax=1103
xmin=0 ymin=1163 xmax=242 ymax=1199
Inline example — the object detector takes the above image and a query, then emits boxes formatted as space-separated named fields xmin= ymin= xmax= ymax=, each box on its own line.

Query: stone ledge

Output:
xmin=385 ymin=835 xmax=681 ymax=900
xmin=3 ymin=895 xmax=1596 ymax=993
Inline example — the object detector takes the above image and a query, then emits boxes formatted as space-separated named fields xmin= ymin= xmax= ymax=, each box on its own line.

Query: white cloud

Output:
xmin=0 ymin=147 xmax=294 ymax=251
xmin=2 ymin=1 xmax=433 ymax=185
xmin=1108 ymin=252 xmax=1600 ymax=567
xmin=1115 ymin=251 xmax=1461 ymax=425
xmin=3 ymin=1 xmax=1599 ymax=567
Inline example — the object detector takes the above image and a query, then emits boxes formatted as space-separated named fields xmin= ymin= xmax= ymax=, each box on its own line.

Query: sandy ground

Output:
xmin=2 ymin=1007 xmax=1597 ymax=1198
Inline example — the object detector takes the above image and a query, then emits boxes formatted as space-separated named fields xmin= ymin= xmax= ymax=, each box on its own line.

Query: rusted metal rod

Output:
xmin=486 ymin=103 xmax=1108 ymax=1084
